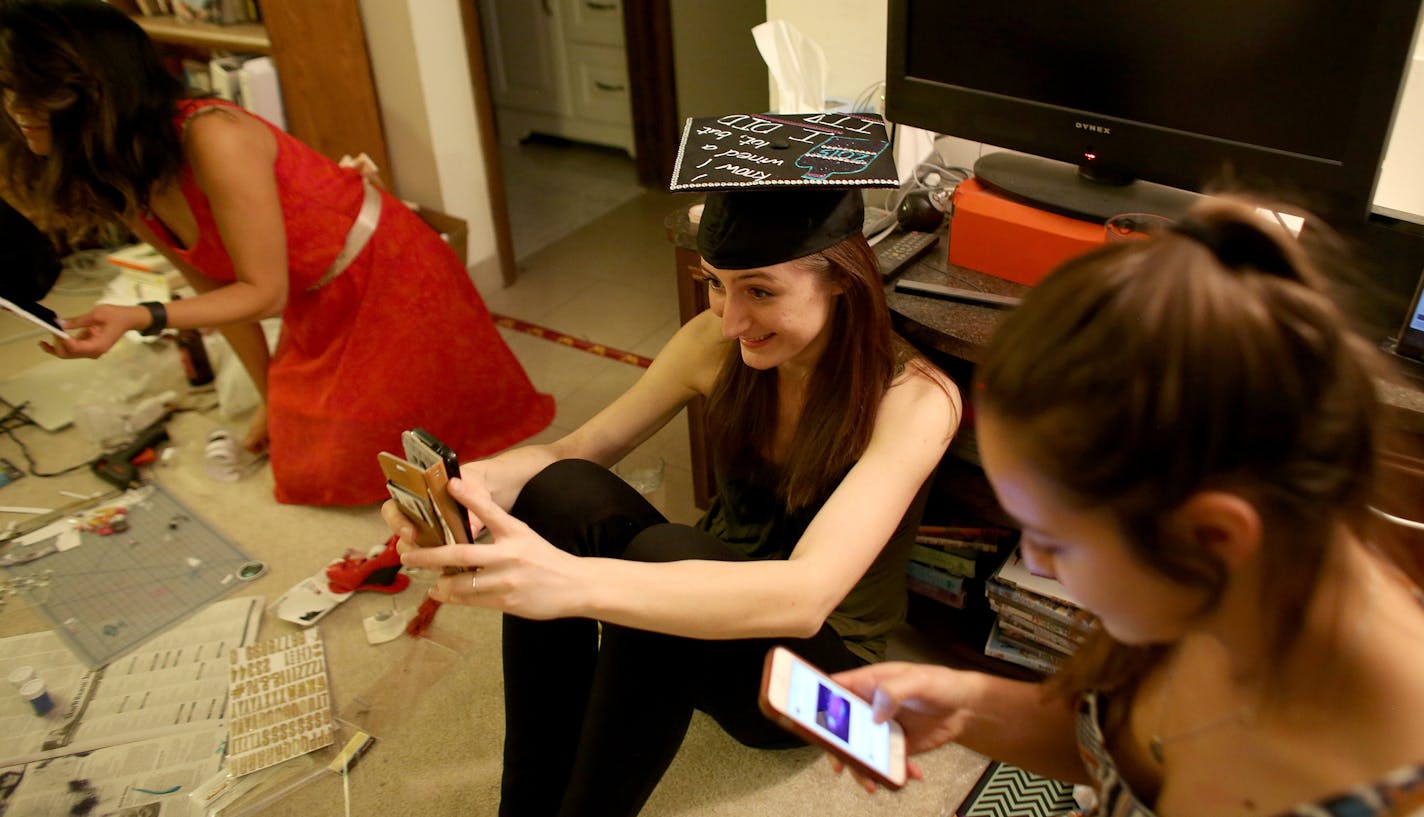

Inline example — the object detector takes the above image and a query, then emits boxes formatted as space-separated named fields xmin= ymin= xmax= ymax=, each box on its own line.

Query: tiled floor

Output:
xmin=484 ymin=138 xmax=701 ymax=524
xmin=499 ymin=136 xmax=646 ymax=262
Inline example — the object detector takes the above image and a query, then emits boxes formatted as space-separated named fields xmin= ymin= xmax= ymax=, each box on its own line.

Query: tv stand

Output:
xmin=973 ymin=152 xmax=1201 ymax=223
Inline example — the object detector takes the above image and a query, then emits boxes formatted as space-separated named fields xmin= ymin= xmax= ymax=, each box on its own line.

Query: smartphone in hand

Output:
xmin=380 ymin=427 xmax=473 ymax=546
xmin=759 ymin=646 xmax=908 ymax=790
xmin=402 ymin=427 xmax=459 ymax=479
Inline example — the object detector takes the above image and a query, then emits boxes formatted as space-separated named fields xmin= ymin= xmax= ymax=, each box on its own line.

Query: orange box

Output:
xmin=948 ymin=177 xmax=1105 ymax=286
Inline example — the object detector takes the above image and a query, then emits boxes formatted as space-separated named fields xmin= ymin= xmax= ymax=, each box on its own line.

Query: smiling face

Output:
xmin=698 ymin=257 xmax=839 ymax=373
xmin=977 ymin=409 xmax=1207 ymax=645
xmin=2 ymin=90 xmax=53 ymax=155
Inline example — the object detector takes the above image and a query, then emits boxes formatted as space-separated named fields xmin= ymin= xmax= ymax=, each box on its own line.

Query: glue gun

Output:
xmin=91 ymin=418 xmax=170 ymax=489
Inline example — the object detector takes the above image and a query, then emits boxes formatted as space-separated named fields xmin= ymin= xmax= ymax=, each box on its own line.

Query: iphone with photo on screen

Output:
xmin=758 ymin=646 xmax=908 ymax=789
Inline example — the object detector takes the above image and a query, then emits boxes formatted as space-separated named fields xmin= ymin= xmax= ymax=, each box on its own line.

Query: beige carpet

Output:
xmin=0 ymin=193 xmax=992 ymax=815
xmin=0 ymin=395 xmax=988 ymax=816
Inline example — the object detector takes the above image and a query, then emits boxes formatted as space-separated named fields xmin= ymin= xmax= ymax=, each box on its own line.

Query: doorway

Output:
xmin=457 ymin=0 xmax=680 ymax=284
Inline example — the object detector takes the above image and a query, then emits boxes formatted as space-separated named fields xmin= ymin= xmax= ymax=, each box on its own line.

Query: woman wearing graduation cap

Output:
xmin=384 ymin=114 xmax=961 ymax=816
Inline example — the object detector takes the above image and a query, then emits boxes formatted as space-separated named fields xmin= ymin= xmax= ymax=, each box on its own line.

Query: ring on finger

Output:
xmin=469 ymin=571 xmax=478 ymax=595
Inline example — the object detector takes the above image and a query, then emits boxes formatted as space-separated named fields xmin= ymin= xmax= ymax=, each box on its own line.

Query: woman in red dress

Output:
xmin=0 ymin=0 xmax=553 ymax=505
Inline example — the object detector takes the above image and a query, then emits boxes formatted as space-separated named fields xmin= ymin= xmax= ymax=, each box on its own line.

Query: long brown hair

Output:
xmin=976 ymin=197 xmax=1411 ymax=709
xmin=0 ymin=0 xmax=185 ymax=230
xmin=704 ymin=233 xmax=896 ymax=511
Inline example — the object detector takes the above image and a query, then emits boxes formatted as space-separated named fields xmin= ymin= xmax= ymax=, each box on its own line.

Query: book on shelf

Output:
xmin=905 ymin=558 xmax=966 ymax=594
xmin=181 ymin=58 xmax=213 ymax=93
xmin=237 ymin=56 xmax=285 ymax=131
xmin=987 ymin=593 xmax=1090 ymax=643
xmin=909 ymin=542 xmax=977 ymax=577
xmin=990 ymin=546 xmax=1080 ymax=608
xmin=209 ymin=55 xmax=245 ymax=104
xmin=905 ymin=576 xmax=967 ymax=609
xmin=984 ymin=579 xmax=1093 ymax=633
xmin=173 ymin=0 xmax=254 ymax=24
xmin=916 ymin=524 xmax=1015 ymax=549
xmin=984 ymin=619 xmax=1062 ymax=675
xmin=995 ymin=608 xmax=1079 ymax=656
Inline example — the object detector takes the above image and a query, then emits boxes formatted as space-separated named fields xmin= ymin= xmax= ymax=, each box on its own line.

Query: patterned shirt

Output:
xmin=1072 ymin=691 xmax=1424 ymax=817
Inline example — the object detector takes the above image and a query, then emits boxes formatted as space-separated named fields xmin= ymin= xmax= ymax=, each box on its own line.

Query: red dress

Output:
xmin=142 ymin=100 xmax=554 ymax=505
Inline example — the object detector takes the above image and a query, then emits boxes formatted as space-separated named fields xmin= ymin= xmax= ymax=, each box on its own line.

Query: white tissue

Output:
xmin=753 ymin=20 xmax=828 ymax=114
xmin=894 ymin=125 xmax=938 ymax=185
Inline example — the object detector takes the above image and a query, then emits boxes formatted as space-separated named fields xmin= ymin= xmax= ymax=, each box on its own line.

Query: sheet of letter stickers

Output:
xmin=225 ymin=628 xmax=335 ymax=776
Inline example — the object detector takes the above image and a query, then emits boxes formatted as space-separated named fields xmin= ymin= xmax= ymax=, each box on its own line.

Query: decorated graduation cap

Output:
xmin=670 ymin=113 xmax=899 ymax=269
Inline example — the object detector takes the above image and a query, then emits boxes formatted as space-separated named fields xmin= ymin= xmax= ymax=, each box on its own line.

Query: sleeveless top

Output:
xmin=1071 ymin=692 xmax=1424 ymax=817
xmin=696 ymin=460 xmax=931 ymax=663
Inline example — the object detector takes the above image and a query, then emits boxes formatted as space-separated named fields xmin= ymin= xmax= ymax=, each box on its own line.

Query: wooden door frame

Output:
xmin=458 ymin=0 xmax=679 ymax=286
xmin=623 ymin=0 xmax=681 ymax=188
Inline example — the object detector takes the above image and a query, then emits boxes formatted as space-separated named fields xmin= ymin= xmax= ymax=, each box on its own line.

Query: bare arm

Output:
xmin=414 ymin=347 xmax=962 ymax=640
xmin=126 ymin=220 xmax=271 ymax=401
xmin=833 ymin=662 xmax=1090 ymax=786
xmin=461 ymin=309 xmax=726 ymax=510
xmin=49 ymin=108 xmax=287 ymax=358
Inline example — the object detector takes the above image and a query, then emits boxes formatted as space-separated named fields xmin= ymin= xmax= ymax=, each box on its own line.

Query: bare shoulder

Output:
xmin=879 ymin=354 xmax=962 ymax=439
xmin=182 ymin=106 xmax=276 ymax=177
xmin=650 ymin=309 xmax=732 ymax=397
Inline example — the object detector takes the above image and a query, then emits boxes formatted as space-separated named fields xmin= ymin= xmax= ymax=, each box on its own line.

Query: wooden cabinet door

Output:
xmin=263 ymin=0 xmax=390 ymax=186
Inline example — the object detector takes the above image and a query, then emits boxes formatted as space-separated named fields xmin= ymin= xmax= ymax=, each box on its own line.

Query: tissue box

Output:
xmin=948 ymin=178 xmax=1104 ymax=287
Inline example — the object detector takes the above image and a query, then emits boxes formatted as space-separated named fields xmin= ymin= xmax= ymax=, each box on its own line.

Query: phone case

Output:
xmin=757 ymin=648 xmax=906 ymax=790
xmin=403 ymin=427 xmax=459 ymax=477
xmin=378 ymin=451 xmax=444 ymax=549
xmin=421 ymin=460 xmax=472 ymax=544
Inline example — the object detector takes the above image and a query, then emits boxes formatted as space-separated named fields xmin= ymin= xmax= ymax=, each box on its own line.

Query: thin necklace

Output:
xmin=1149 ymin=657 xmax=1256 ymax=765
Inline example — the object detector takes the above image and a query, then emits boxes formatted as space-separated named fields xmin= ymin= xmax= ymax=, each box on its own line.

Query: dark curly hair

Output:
xmin=0 ymin=0 xmax=185 ymax=230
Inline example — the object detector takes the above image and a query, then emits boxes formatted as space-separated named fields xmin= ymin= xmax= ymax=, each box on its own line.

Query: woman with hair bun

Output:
xmin=833 ymin=197 xmax=1424 ymax=817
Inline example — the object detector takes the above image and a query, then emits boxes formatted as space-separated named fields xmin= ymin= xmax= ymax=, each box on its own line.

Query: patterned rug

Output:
xmin=957 ymin=760 xmax=1079 ymax=817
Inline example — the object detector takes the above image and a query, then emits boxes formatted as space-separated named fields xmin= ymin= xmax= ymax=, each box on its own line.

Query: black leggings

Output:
xmin=499 ymin=459 xmax=863 ymax=817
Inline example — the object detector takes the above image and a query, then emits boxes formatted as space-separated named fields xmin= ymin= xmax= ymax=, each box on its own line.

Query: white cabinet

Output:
xmin=481 ymin=0 xmax=563 ymax=116
xmin=480 ymin=0 xmax=634 ymax=155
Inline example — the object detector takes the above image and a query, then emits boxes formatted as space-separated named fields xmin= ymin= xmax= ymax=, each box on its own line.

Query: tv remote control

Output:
xmin=874 ymin=230 xmax=939 ymax=279
xmin=894 ymin=279 xmax=1022 ymax=309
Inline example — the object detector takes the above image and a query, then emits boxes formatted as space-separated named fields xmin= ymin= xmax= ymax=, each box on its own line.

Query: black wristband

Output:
xmin=138 ymin=301 xmax=167 ymax=336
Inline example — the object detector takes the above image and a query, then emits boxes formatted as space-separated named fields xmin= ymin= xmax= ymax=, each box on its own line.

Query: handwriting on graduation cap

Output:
xmin=670 ymin=113 xmax=899 ymax=190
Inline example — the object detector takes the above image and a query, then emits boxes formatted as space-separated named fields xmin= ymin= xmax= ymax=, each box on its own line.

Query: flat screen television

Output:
xmin=885 ymin=0 xmax=1422 ymax=225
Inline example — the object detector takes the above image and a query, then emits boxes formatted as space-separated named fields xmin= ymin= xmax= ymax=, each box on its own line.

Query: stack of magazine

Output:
xmin=984 ymin=546 xmax=1094 ymax=674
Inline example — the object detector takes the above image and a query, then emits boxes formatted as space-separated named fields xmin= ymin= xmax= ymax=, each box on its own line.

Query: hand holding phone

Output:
xmin=0 ymin=294 xmax=68 ymax=338
xmin=759 ymin=646 xmax=908 ymax=790
xmin=379 ymin=429 xmax=473 ymax=549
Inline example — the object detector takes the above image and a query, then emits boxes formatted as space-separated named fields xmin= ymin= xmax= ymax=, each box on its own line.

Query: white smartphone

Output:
xmin=0 ymin=295 xmax=68 ymax=338
xmin=758 ymin=646 xmax=908 ymax=790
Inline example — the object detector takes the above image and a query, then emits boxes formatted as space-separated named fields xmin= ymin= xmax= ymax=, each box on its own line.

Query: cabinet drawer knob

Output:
xmin=594 ymin=81 xmax=626 ymax=93
xmin=585 ymin=1 xmax=617 ymax=9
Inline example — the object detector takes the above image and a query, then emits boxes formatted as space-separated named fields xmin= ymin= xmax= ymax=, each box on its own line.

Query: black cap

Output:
xmin=670 ymin=113 xmax=898 ymax=269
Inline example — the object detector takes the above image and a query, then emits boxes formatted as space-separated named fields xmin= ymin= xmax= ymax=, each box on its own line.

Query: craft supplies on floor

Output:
xmin=226 ymin=628 xmax=335 ymax=777
xmin=0 ymin=595 xmax=262 ymax=768
xmin=2 ymin=482 xmax=255 ymax=669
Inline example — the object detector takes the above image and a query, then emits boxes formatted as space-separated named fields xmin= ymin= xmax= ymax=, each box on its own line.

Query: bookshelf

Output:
xmin=134 ymin=15 xmax=270 ymax=54
xmin=118 ymin=1 xmax=391 ymax=188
